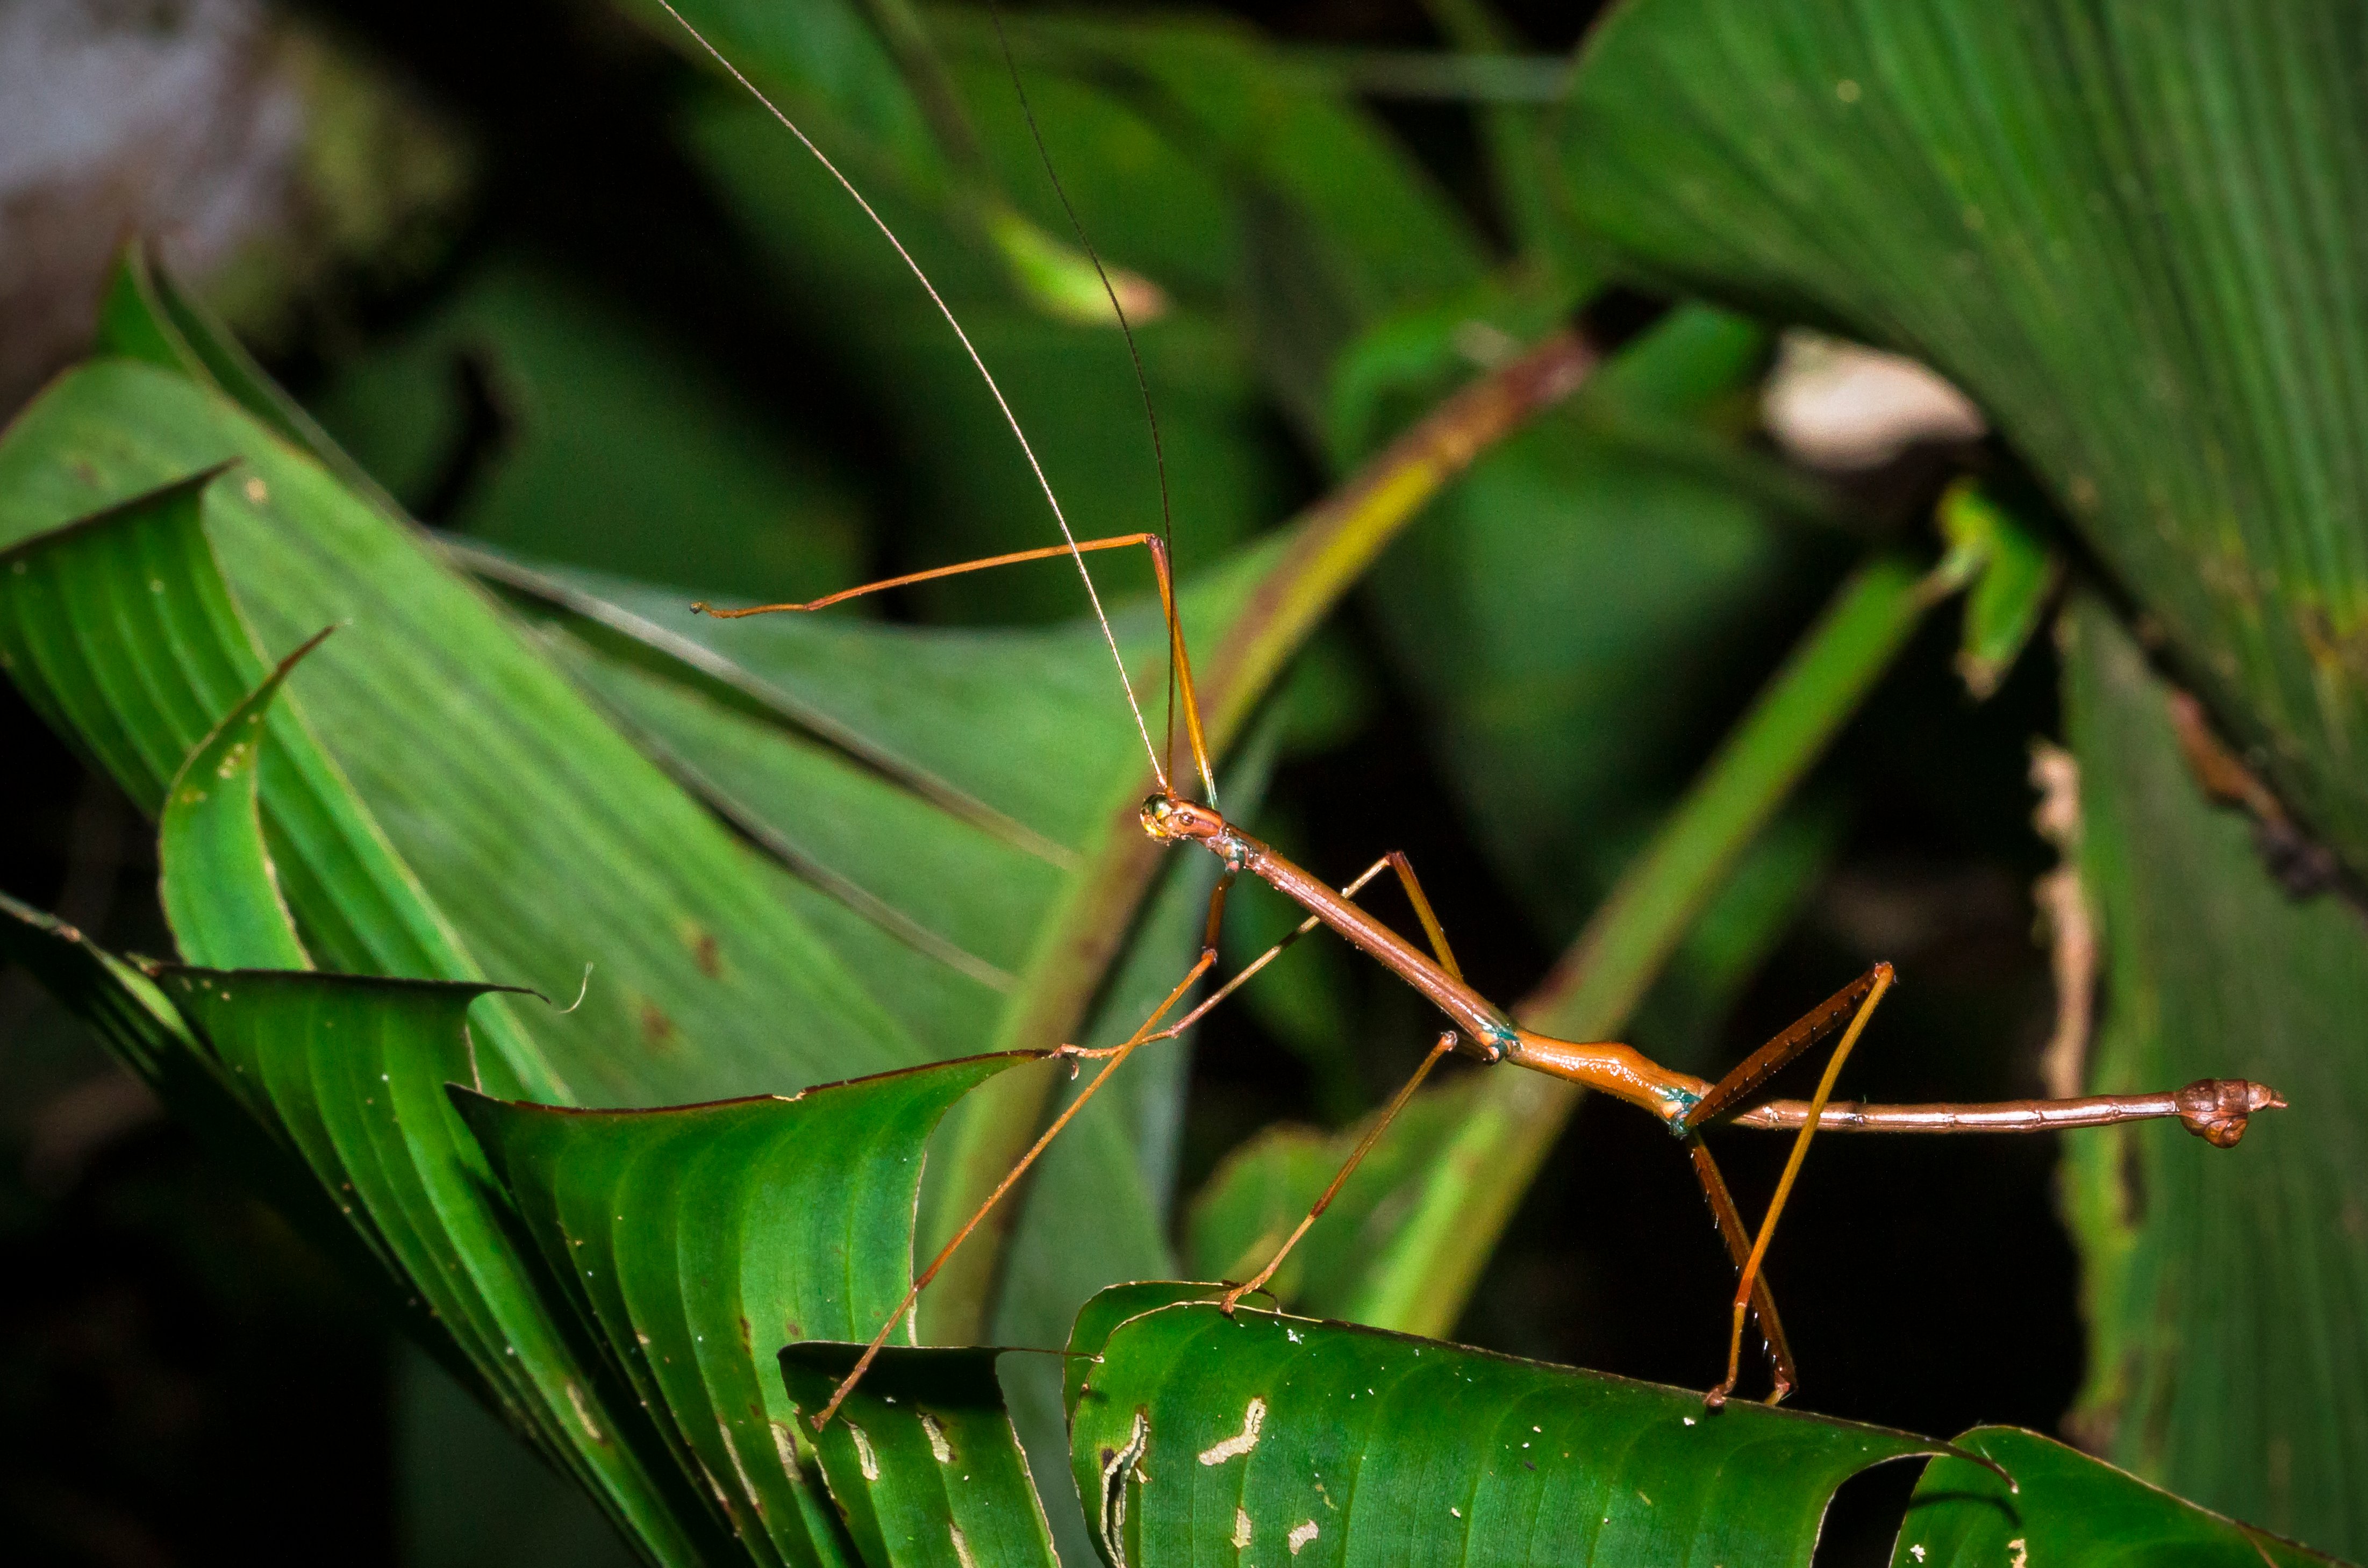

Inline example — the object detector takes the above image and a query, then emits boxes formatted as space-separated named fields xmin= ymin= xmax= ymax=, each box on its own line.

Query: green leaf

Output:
xmin=450 ymin=543 xmax=1253 ymax=1324
xmin=1936 ymin=480 xmax=2059 ymax=701
xmin=1561 ymin=0 xmax=2368 ymax=883
xmin=0 ymin=358 xmax=906 ymax=1107
xmin=0 ymin=462 xmax=562 ymax=1097
xmin=1895 ymin=1428 xmax=2340 ymax=1567
xmin=1067 ymin=1294 xmax=1944 ymax=1568
xmin=455 ymin=1055 xmax=1032 ymax=1568
xmin=2059 ymin=596 xmax=2368 ymax=1553
xmin=779 ymin=1345 xmax=1058 ymax=1568
xmin=159 ymin=627 xmax=328 ymax=972
xmin=149 ymin=964 xmax=722 ymax=1564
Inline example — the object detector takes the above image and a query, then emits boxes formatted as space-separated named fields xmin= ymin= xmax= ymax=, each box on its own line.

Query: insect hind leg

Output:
xmin=1702 ymin=964 xmax=1895 ymax=1408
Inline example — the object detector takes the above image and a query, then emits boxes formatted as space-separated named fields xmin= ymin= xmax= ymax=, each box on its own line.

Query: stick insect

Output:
xmin=655 ymin=0 xmax=2284 ymax=1424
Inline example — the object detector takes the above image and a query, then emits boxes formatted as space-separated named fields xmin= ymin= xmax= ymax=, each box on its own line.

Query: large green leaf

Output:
xmin=0 ymin=360 xmax=905 ymax=1106
xmin=0 ymin=463 xmax=562 ymax=1095
xmin=455 ymin=1055 xmax=1032 ymax=1568
xmin=155 ymin=962 xmax=721 ymax=1565
xmin=1056 ymin=1290 xmax=2340 ymax=1565
xmin=0 ymin=360 xmax=1146 ymax=1563
xmin=1065 ymin=1291 xmax=1945 ymax=1567
xmin=461 ymin=545 xmax=1279 ymax=1565
xmin=459 ymin=542 xmax=1231 ymax=1033
xmin=158 ymin=627 xmax=328 ymax=974
xmin=1895 ymin=1428 xmax=2338 ymax=1567
xmin=2060 ymin=597 xmax=2368 ymax=1553
xmin=1561 ymin=0 xmax=2368 ymax=884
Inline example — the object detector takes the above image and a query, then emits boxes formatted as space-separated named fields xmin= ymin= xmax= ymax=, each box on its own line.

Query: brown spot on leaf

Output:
xmin=638 ymin=998 xmax=679 ymax=1051
xmin=681 ymin=921 xmax=724 ymax=978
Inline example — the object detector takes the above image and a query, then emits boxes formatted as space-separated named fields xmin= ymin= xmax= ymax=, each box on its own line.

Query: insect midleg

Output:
xmin=1192 ymin=847 xmax=1470 ymax=1307
xmin=1704 ymin=964 xmax=1895 ymax=1407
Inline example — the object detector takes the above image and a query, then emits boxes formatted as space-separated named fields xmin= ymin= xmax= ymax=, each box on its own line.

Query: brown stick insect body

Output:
xmin=655 ymin=0 xmax=2283 ymax=1428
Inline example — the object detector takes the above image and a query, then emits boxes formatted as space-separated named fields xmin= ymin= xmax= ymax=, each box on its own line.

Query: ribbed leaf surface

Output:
xmin=0 ymin=464 xmax=559 ymax=1090
xmin=2062 ymin=598 xmax=2368 ymax=1552
xmin=0 ymin=359 xmax=905 ymax=1106
xmin=1065 ymin=1290 xmax=1943 ymax=1568
xmin=1896 ymin=1428 xmax=2338 ymax=1567
xmin=457 ymin=1058 xmax=1030 ymax=1567
xmin=781 ymin=1345 xmax=1059 ymax=1568
xmin=1563 ymin=0 xmax=2368 ymax=881
xmin=159 ymin=966 xmax=722 ymax=1564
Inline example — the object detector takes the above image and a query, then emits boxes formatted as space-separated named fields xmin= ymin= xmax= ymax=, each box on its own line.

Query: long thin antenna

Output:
xmin=983 ymin=0 xmax=1196 ymax=803
xmin=650 ymin=0 xmax=1167 ymax=790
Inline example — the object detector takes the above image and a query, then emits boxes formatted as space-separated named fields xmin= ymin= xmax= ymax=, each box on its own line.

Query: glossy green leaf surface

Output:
xmin=158 ymin=628 xmax=326 ymax=973
xmin=781 ymin=1345 xmax=1058 ymax=1568
xmin=1895 ymin=1428 xmax=2337 ymax=1567
xmin=0 ymin=360 xmax=906 ymax=1106
xmin=1563 ymin=0 xmax=2368 ymax=882
xmin=1066 ymin=1291 xmax=1943 ymax=1568
xmin=457 ymin=1055 xmax=1030 ymax=1568
xmin=155 ymin=964 xmax=719 ymax=1564
xmin=464 ymin=543 xmax=1214 ymax=1018
xmin=452 ymin=540 xmax=1254 ymax=1367
xmin=68 ymin=265 xmax=1235 ymax=1354
xmin=0 ymin=462 xmax=558 ymax=1094
xmin=2060 ymin=597 xmax=2368 ymax=1553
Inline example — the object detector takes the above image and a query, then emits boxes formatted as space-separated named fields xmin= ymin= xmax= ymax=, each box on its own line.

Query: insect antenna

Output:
xmin=650 ymin=0 xmax=1170 ymax=791
xmin=982 ymin=0 xmax=1208 ymax=807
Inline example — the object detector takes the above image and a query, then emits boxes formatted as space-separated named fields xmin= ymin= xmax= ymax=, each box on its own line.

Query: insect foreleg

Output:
xmin=693 ymin=532 xmax=1218 ymax=805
